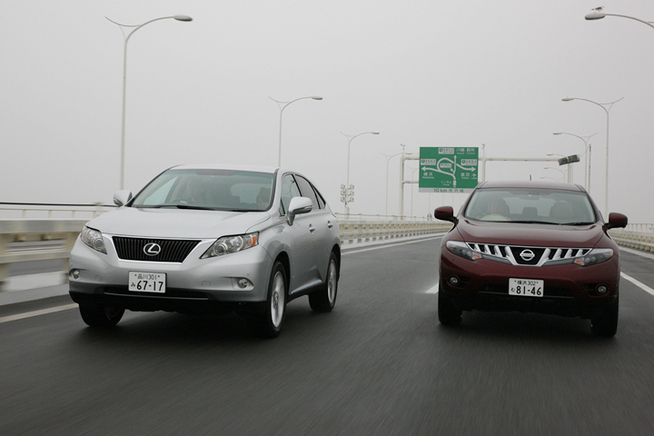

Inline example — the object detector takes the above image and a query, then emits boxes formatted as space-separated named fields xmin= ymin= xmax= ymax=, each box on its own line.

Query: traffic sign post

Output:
xmin=419 ymin=147 xmax=479 ymax=193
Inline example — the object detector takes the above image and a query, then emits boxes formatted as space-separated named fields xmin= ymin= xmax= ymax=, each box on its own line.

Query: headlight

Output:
xmin=574 ymin=248 xmax=613 ymax=267
xmin=446 ymin=241 xmax=482 ymax=261
xmin=201 ymin=232 xmax=259 ymax=259
xmin=80 ymin=226 xmax=107 ymax=254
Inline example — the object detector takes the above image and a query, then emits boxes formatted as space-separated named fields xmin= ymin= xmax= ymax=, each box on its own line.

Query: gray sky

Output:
xmin=2 ymin=1 xmax=654 ymax=222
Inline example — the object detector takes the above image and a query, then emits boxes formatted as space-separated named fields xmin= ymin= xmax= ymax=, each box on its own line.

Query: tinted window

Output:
xmin=464 ymin=188 xmax=596 ymax=224
xmin=132 ymin=169 xmax=275 ymax=212
xmin=294 ymin=175 xmax=320 ymax=210
xmin=280 ymin=174 xmax=302 ymax=214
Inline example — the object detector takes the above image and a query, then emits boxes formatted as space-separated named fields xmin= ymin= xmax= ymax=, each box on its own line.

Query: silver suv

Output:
xmin=69 ymin=165 xmax=341 ymax=338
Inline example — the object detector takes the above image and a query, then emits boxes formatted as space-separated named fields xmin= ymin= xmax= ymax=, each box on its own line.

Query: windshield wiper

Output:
xmin=559 ymin=221 xmax=594 ymax=226
xmin=174 ymin=205 xmax=216 ymax=211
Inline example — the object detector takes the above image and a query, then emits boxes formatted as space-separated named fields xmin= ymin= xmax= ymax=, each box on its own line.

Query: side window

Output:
xmin=280 ymin=174 xmax=301 ymax=214
xmin=294 ymin=175 xmax=320 ymax=210
xmin=312 ymin=184 xmax=326 ymax=209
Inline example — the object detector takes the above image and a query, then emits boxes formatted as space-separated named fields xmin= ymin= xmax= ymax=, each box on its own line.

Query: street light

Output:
xmin=107 ymin=14 xmax=193 ymax=190
xmin=544 ymin=167 xmax=566 ymax=183
xmin=380 ymin=150 xmax=403 ymax=216
xmin=562 ymin=96 xmax=622 ymax=217
xmin=341 ymin=131 xmax=380 ymax=216
xmin=546 ymin=153 xmax=572 ymax=184
xmin=553 ymin=132 xmax=597 ymax=192
xmin=270 ymin=96 xmax=323 ymax=167
xmin=585 ymin=8 xmax=654 ymax=30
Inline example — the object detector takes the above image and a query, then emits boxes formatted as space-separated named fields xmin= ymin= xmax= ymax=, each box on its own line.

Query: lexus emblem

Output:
xmin=520 ymin=249 xmax=535 ymax=262
xmin=143 ymin=242 xmax=161 ymax=256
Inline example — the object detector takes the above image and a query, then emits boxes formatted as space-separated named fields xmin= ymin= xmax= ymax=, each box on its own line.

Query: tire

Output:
xmin=247 ymin=261 xmax=287 ymax=338
xmin=591 ymin=294 xmax=619 ymax=337
xmin=79 ymin=303 xmax=124 ymax=328
xmin=309 ymin=252 xmax=339 ymax=313
xmin=438 ymin=286 xmax=462 ymax=326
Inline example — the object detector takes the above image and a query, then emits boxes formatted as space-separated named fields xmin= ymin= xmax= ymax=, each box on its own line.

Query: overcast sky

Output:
xmin=2 ymin=1 xmax=654 ymax=222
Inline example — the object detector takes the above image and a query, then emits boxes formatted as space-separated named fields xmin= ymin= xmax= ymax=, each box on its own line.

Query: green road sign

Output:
xmin=419 ymin=147 xmax=479 ymax=193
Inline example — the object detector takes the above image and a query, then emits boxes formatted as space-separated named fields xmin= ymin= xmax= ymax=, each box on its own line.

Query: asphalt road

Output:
xmin=1 ymin=237 xmax=654 ymax=435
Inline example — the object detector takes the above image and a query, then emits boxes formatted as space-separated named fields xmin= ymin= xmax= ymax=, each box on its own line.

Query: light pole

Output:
xmin=585 ymin=8 xmax=654 ymax=30
xmin=342 ymin=131 xmax=380 ymax=216
xmin=553 ymin=132 xmax=597 ymax=191
xmin=544 ymin=167 xmax=566 ymax=183
xmin=270 ymin=96 xmax=323 ymax=167
xmin=107 ymin=15 xmax=193 ymax=191
xmin=380 ymin=150 xmax=403 ymax=217
xmin=562 ymin=96 xmax=622 ymax=216
xmin=546 ymin=153 xmax=573 ymax=184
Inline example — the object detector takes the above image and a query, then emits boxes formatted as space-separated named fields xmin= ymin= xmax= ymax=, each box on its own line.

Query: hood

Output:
xmin=86 ymin=207 xmax=271 ymax=239
xmin=454 ymin=218 xmax=606 ymax=248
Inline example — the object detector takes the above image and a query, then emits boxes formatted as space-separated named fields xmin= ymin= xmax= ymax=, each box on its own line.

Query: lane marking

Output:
xmin=425 ymin=283 xmax=439 ymax=294
xmin=343 ymin=235 xmax=443 ymax=255
xmin=621 ymin=272 xmax=654 ymax=296
xmin=0 ymin=303 xmax=78 ymax=324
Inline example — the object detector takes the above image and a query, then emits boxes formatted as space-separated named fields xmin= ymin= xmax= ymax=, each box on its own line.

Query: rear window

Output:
xmin=463 ymin=188 xmax=597 ymax=224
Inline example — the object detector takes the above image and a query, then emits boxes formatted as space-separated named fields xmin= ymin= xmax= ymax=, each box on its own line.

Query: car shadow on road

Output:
xmin=436 ymin=311 xmax=617 ymax=345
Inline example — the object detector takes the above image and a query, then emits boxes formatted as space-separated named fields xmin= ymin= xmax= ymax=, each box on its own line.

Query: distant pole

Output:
xmin=270 ymin=96 xmax=322 ymax=167
xmin=381 ymin=150 xmax=403 ymax=216
xmin=342 ymin=131 xmax=380 ymax=216
xmin=107 ymin=14 xmax=193 ymax=190
xmin=553 ymin=132 xmax=597 ymax=191
xmin=562 ymin=96 xmax=622 ymax=216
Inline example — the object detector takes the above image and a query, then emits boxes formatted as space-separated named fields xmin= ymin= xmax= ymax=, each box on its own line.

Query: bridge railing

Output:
xmin=609 ymin=224 xmax=654 ymax=253
xmin=0 ymin=206 xmax=449 ymax=292
xmin=1 ymin=203 xmax=651 ymax=292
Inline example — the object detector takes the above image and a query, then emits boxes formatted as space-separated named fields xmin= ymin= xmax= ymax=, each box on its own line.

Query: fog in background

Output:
xmin=2 ymin=1 xmax=653 ymax=221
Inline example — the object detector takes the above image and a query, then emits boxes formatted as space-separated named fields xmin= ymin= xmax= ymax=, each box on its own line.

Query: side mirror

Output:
xmin=606 ymin=212 xmax=628 ymax=230
xmin=287 ymin=196 xmax=313 ymax=225
xmin=113 ymin=190 xmax=133 ymax=207
xmin=434 ymin=206 xmax=457 ymax=223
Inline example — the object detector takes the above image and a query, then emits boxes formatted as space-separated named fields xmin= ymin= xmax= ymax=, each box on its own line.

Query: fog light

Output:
xmin=449 ymin=276 xmax=460 ymax=286
xmin=597 ymin=285 xmax=609 ymax=295
xmin=237 ymin=278 xmax=252 ymax=289
xmin=69 ymin=269 xmax=80 ymax=280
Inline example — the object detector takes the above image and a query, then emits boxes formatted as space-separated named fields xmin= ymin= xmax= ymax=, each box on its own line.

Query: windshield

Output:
xmin=131 ymin=169 xmax=275 ymax=212
xmin=463 ymin=188 xmax=597 ymax=225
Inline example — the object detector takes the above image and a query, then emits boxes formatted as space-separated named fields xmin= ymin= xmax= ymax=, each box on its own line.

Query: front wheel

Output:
xmin=79 ymin=303 xmax=124 ymax=328
xmin=591 ymin=294 xmax=619 ymax=337
xmin=309 ymin=252 xmax=339 ymax=313
xmin=438 ymin=286 xmax=462 ymax=326
xmin=247 ymin=261 xmax=287 ymax=338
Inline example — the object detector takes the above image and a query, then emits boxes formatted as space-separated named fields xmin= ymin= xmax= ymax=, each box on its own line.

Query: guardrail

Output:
xmin=0 ymin=215 xmax=448 ymax=292
xmin=609 ymin=224 xmax=654 ymax=253
xmin=1 ymin=207 xmax=652 ymax=293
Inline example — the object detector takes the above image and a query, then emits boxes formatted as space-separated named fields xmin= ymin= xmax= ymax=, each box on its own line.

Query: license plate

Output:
xmin=509 ymin=278 xmax=544 ymax=297
xmin=129 ymin=272 xmax=166 ymax=293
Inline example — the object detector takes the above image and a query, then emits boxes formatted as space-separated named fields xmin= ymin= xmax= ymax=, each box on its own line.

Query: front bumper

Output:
xmin=68 ymin=237 xmax=274 ymax=313
xmin=439 ymin=249 xmax=620 ymax=319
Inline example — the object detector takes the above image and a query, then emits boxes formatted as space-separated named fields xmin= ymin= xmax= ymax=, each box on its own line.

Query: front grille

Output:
xmin=467 ymin=242 xmax=591 ymax=267
xmin=113 ymin=237 xmax=201 ymax=262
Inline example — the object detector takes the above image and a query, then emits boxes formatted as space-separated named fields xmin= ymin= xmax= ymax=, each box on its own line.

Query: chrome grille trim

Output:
xmin=466 ymin=243 xmax=591 ymax=266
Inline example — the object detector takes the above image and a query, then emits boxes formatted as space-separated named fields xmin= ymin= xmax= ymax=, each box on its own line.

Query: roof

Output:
xmin=476 ymin=180 xmax=585 ymax=192
xmin=168 ymin=164 xmax=279 ymax=174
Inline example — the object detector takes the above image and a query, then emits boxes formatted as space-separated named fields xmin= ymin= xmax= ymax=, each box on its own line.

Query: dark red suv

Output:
xmin=435 ymin=180 xmax=628 ymax=337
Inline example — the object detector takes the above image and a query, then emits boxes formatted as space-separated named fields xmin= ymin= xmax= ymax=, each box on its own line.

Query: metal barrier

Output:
xmin=1 ymin=213 xmax=651 ymax=292
xmin=609 ymin=224 xmax=654 ymax=253
xmin=0 ymin=217 xmax=449 ymax=292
